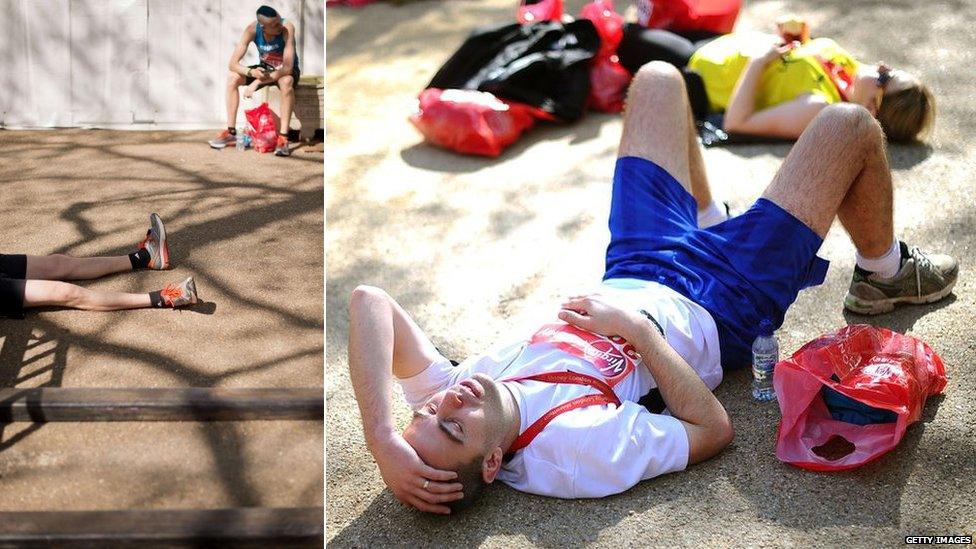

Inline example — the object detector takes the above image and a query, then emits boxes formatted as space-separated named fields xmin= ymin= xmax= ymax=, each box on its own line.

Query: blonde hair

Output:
xmin=877 ymin=81 xmax=936 ymax=143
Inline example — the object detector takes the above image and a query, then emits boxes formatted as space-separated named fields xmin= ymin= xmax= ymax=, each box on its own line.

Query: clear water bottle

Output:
xmin=751 ymin=319 xmax=779 ymax=401
xmin=236 ymin=129 xmax=246 ymax=151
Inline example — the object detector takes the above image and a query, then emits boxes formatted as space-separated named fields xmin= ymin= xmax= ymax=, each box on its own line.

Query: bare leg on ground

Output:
xmin=25 ymin=255 xmax=132 ymax=281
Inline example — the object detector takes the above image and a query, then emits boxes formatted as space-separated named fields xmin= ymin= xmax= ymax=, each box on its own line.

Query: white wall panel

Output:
xmin=0 ymin=0 xmax=323 ymax=128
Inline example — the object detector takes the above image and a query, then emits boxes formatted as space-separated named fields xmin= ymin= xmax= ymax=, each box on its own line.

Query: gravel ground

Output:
xmin=326 ymin=1 xmax=976 ymax=546
xmin=0 ymin=130 xmax=323 ymax=510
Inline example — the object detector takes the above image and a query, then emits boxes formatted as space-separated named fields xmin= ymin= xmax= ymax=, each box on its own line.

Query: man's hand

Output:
xmin=558 ymin=294 xmax=643 ymax=340
xmin=248 ymin=66 xmax=268 ymax=80
xmin=243 ymin=81 xmax=261 ymax=99
xmin=371 ymin=433 xmax=464 ymax=515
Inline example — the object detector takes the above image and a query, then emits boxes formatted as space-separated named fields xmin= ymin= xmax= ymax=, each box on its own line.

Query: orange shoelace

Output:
xmin=159 ymin=283 xmax=184 ymax=306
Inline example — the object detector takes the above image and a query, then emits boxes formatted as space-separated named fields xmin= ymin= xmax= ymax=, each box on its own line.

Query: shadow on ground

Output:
xmin=0 ymin=129 xmax=324 ymax=511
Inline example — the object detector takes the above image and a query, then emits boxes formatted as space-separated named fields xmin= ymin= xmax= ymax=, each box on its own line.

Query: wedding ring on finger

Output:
xmin=423 ymin=479 xmax=430 ymax=490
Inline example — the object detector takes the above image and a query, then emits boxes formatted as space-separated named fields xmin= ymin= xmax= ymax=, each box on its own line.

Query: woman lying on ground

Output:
xmin=616 ymin=20 xmax=935 ymax=142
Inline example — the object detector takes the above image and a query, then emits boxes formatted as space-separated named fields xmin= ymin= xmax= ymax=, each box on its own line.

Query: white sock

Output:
xmin=697 ymin=201 xmax=726 ymax=228
xmin=856 ymin=238 xmax=901 ymax=278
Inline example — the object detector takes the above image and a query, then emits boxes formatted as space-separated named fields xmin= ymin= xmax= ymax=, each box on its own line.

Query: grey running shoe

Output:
xmin=160 ymin=277 xmax=198 ymax=308
xmin=844 ymin=244 xmax=958 ymax=315
xmin=208 ymin=130 xmax=236 ymax=149
xmin=138 ymin=213 xmax=170 ymax=270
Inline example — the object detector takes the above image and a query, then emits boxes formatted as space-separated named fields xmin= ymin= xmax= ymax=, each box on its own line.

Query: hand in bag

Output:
xmin=245 ymin=102 xmax=280 ymax=154
xmin=774 ymin=325 xmax=947 ymax=471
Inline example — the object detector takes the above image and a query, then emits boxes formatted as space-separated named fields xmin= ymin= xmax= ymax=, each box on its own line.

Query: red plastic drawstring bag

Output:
xmin=517 ymin=0 xmax=564 ymax=24
xmin=409 ymin=88 xmax=541 ymax=157
xmin=774 ymin=325 xmax=947 ymax=471
xmin=636 ymin=0 xmax=742 ymax=34
xmin=579 ymin=0 xmax=631 ymax=113
xmin=245 ymin=102 xmax=280 ymax=153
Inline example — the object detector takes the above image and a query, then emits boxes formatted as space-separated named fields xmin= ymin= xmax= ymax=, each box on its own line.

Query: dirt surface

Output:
xmin=0 ymin=130 xmax=323 ymax=510
xmin=326 ymin=1 xmax=976 ymax=546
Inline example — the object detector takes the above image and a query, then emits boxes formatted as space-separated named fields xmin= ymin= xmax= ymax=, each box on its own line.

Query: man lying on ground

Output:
xmin=0 ymin=214 xmax=198 ymax=318
xmin=208 ymin=4 xmax=300 ymax=157
xmin=347 ymin=61 xmax=958 ymax=514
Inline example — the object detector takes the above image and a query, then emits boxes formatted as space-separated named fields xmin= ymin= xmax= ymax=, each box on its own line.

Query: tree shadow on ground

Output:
xmin=0 ymin=130 xmax=323 ymax=507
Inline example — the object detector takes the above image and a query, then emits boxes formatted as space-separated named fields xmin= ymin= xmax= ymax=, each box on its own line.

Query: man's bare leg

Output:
xmin=22 ymin=277 xmax=198 ymax=311
xmin=619 ymin=62 xmax=694 ymax=191
xmin=26 ymin=255 xmax=132 ymax=281
xmin=763 ymin=103 xmax=957 ymax=313
xmin=225 ymin=71 xmax=246 ymax=128
xmin=23 ymin=280 xmax=151 ymax=311
xmin=620 ymin=62 xmax=717 ymax=223
xmin=277 ymin=75 xmax=295 ymax=136
xmin=762 ymin=103 xmax=893 ymax=254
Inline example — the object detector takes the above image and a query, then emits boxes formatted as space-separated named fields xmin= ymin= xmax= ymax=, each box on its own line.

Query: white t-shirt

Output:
xmin=396 ymin=278 xmax=722 ymax=499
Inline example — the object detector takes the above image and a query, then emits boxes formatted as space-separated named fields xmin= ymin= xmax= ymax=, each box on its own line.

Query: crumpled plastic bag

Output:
xmin=774 ymin=324 xmax=947 ymax=471
xmin=409 ymin=88 xmax=540 ymax=157
xmin=245 ymin=102 xmax=279 ymax=154
xmin=579 ymin=0 xmax=631 ymax=113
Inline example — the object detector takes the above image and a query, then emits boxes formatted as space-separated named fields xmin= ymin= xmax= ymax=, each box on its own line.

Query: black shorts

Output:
xmin=245 ymin=64 xmax=301 ymax=89
xmin=0 ymin=253 xmax=27 ymax=319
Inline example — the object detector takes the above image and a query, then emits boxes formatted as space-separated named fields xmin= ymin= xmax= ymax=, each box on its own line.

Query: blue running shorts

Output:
xmin=603 ymin=156 xmax=830 ymax=369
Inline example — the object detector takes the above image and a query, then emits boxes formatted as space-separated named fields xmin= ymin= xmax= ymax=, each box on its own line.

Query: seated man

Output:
xmin=347 ymin=61 xmax=958 ymax=514
xmin=1 ymin=214 xmax=198 ymax=319
xmin=208 ymin=5 xmax=300 ymax=157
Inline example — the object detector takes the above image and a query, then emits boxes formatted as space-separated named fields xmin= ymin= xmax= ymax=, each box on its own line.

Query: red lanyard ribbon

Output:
xmin=504 ymin=371 xmax=622 ymax=453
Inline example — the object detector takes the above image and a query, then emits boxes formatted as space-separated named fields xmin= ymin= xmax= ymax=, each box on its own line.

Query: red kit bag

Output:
xmin=579 ymin=0 xmax=632 ymax=113
xmin=637 ymin=0 xmax=742 ymax=34
xmin=245 ymin=102 xmax=280 ymax=153
xmin=517 ymin=0 xmax=564 ymax=24
xmin=410 ymin=88 xmax=541 ymax=157
xmin=774 ymin=325 xmax=947 ymax=471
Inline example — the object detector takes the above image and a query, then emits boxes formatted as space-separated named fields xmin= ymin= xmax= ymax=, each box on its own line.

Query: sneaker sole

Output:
xmin=843 ymin=278 xmax=957 ymax=315
xmin=150 ymin=213 xmax=169 ymax=270
xmin=275 ymin=149 xmax=290 ymax=157
xmin=209 ymin=141 xmax=231 ymax=149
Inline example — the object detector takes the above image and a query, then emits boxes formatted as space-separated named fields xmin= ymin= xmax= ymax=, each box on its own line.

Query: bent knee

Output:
xmin=278 ymin=76 xmax=294 ymax=91
xmin=818 ymin=103 xmax=882 ymax=139
xmin=349 ymin=285 xmax=388 ymax=313
xmin=631 ymin=61 xmax=683 ymax=89
xmin=227 ymin=71 xmax=245 ymax=86
xmin=626 ymin=61 xmax=686 ymax=107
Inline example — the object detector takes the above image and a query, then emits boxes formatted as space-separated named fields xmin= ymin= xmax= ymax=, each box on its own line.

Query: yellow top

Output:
xmin=687 ymin=33 xmax=860 ymax=112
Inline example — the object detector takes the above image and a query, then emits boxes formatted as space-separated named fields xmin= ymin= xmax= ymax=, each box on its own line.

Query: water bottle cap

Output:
xmin=758 ymin=319 xmax=773 ymax=336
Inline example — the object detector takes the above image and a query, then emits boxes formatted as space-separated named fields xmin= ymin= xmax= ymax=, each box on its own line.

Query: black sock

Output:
xmin=129 ymin=248 xmax=151 ymax=269
xmin=149 ymin=290 xmax=166 ymax=308
xmin=228 ymin=127 xmax=237 ymax=136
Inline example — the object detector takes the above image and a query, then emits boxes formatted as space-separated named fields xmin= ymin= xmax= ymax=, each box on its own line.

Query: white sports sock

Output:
xmin=697 ymin=201 xmax=726 ymax=228
xmin=856 ymin=238 xmax=901 ymax=278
